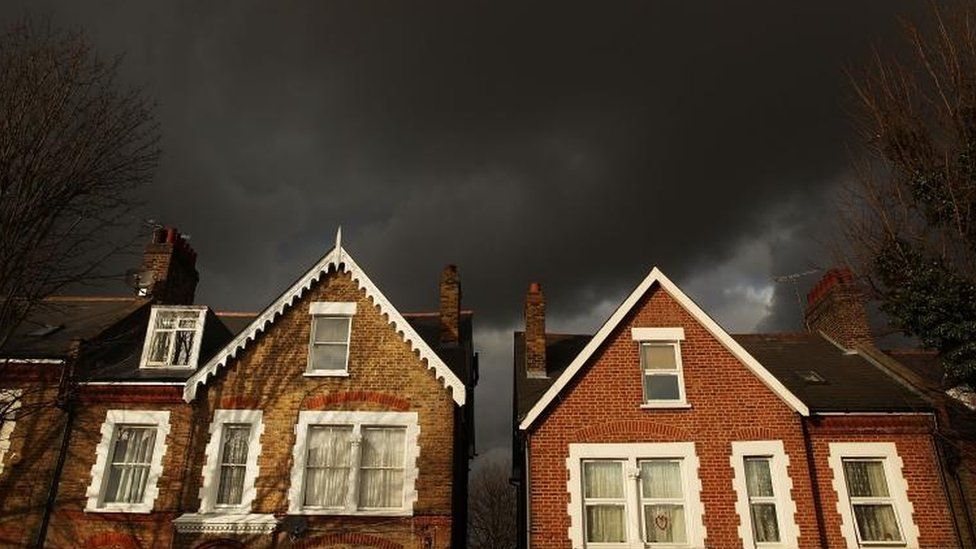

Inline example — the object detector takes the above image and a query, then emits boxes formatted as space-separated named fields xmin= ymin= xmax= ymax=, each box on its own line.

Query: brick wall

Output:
xmin=525 ymin=285 xmax=958 ymax=548
xmin=179 ymin=268 xmax=457 ymax=548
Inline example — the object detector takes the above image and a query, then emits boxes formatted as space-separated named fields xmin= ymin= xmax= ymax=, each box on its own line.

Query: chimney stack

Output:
xmin=525 ymin=282 xmax=547 ymax=378
xmin=139 ymin=227 xmax=199 ymax=305
xmin=805 ymin=268 xmax=872 ymax=349
xmin=439 ymin=265 xmax=461 ymax=344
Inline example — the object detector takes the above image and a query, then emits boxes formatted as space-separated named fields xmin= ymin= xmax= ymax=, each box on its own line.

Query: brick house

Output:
xmin=0 ymin=227 xmax=477 ymax=548
xmin=512 ymin=267 xmax=971 ymax=548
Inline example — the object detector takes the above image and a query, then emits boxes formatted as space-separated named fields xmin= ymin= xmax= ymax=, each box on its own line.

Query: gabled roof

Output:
xmin=517 ymin=267 xmax=809 ymax=430
xmin=183 ymin=233 xmax=467 ymax=405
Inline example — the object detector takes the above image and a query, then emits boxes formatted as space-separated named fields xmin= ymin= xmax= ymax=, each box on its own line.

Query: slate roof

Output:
xmin=1 ymin=296 xmax=148 ymax=359
xmin=513 ymin=330 xmax=932 ymax=422
xmin=403 ymin=311 xmax=476 ymax=385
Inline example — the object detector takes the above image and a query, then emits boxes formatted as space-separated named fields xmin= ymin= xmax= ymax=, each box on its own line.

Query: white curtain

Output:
xmin=216 ymin=424 xmax=251 ymax=505
xmin=305 ymin=426 xmax=352 ymax=507
xmin=643 ymin=504 xmax=686 ymax=543
xmin=745 ymin=458 xmax=780 ymax=542
xmin=104 ymin=427 xmax=156 ymax=504
xmin=359 ymin=427 xmax=406 ymax=508
xmin=312 ymin=318 xmax=349 ymax=370
xmin=641 ymin=345 xmax=676 ymax=370
xmin=844 ymin=461 xmax=890 ymax=497
xmin=844 ymin=460 xmax=901 ymax=542
xmin=640 ymin=460 xmax=682 ymax=499
xmin=745 ymin=458 xmax=774 ymax=497
xmin=583 ymin=461 xmax=625 ymax=543
xmin=853 ymin=504 xmax=902 ymax=542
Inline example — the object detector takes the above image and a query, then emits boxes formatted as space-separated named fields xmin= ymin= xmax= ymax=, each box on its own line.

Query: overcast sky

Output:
xmin=1 ymin=1 xmax=928 ymax=462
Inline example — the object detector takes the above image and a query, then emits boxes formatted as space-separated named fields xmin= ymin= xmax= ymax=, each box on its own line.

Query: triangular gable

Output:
xmin=183 ymin=237 xmax=466 ymax=405
xmin=518 ymin=267 xmax=809 ymax=430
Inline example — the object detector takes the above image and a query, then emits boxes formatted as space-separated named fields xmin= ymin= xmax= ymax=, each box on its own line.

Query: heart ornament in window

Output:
xmin=655 ymin=514 xmax=670 ymax=531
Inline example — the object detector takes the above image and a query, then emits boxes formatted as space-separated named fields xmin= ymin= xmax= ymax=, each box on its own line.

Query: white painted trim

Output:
xmin=198 ymin=409 xmax=264 ymax=514
xmin=566 ymin=442 xmax=706 ymax=548
xmin=0 ymin=389 xmax=22 ymax=476
xmin=78 ymin=382 xmax=187 ymax=386
xmin=309 ymin=301 xmax=357 ymax=316
xmin=184 ymin=242 xmax=466 ymax=405
xmin=0 ymin=358 xmax=65 ymax=364
xmin=729 ymin=440 xmax=800 ymax=548
xmin=139 ymin=306 xmax=208 ymax=370
xmin=631 ymin=327 xmax=685 ymax=341
xmin=287 ymin=410 xmax=420 ymax=516
xmin=828 ymin=442 xmax=918 ymax=548
xmin=519 ymin=267 xmax=808 ymax=430
xmin=85 ymin=410 xmax=171 ymax=513
xmin=173 ymin=513 xmax=278 ymax=534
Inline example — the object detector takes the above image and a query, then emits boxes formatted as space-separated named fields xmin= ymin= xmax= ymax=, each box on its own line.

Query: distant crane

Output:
xmin=771 ymin=268 xmax=820 ymax=329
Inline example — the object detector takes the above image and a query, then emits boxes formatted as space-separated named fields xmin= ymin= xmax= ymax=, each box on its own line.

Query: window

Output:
xmin=842 ymin=460 xmax=903 ymax=544
xmin=632 ymin=327 xmax=687 ymax=407
xmin=731 ymin=440 xmax=800 ymax=547
xmin=198 ymin=409 xmax=263 ymax=513
xmin=828 ymin=442 xmax=918 ymax=548
xmin=567 ymin=442 xmax=706 ymax=548
xmin=288 ymin=410 xmax=419 ymax=516
xmin=86 ymin=410 xmax=170 ymax=513
xmin=0 ymin=389 xmax=22 ymax=476
xmin=140 ymin=306 xmax=206 ymax=369
xmin=307 ymin=302 xmax=356 ymax=375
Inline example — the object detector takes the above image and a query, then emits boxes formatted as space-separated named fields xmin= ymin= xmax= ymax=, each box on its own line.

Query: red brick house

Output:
xmin=512 ymin=267 xmax=970 ymax=548
xmin=0 ymin=227 xmax=477 ymax=548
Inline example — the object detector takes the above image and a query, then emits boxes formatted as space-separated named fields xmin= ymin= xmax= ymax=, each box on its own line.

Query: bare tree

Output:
xmin=0 ymin=19 xmax=159 ymax=354
xmin=469 ymin=461 xmax=517 ymax=549
xmin=841 ymin=1 xmax=976 ymax=387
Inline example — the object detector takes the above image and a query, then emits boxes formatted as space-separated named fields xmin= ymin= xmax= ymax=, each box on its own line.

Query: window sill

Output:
xmin=140 ymin=365 xmax=196 ymax=370
xmin=640 ymin=402 xmax=692 ymax=410
xmin=290 ymin=508 xmax=413 ymax=517
xmin=84 ymin=503 xmax=154 ymax=514
xmin=303 ymin=370 xmax=350 ymax=378
xmin=173 ymin=513 xmax=278 ymax=534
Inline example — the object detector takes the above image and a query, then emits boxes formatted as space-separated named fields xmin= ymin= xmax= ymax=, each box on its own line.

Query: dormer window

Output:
xmin=140 ymin=306 xmax=206 ymax=369
xmin=632 ymin=328 xmax=688 ymax=408
xmin=307 ymin=302 xmax=356 ymax=376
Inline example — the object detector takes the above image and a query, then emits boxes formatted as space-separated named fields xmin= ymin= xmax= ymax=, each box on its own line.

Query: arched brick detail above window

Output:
xmin=731 ymin=426 xmax=776 ymax=441
xmin=575 ymin=420 xmax=691 ymax=442
xmin=217 ymin=395 xmax=261 ymax=409
xmin=296 ymin=533 xmax=404 ymax=549
xmin=83 ymin=532 xmax=139 ymax=549
xmin=304 ymin=390 xmax=411 ymax=411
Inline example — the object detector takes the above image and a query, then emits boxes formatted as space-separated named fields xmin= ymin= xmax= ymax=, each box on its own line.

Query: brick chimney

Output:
xmin=804 ymin=267 xmax=872 ymax=349
xmin=439 ymin=265 xmax=461 ymax=344
xmin=139 ymin=227 xmax=199 ymax=305
xmin=525 ymin=282 xmax=547 ymax=378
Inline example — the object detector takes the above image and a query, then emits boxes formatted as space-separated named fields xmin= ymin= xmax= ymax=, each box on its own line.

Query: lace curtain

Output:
xmin=216 ymin=424 xmax=251 ymax=505
xmin=641 ymin=460 xmax=686 ymax=543
xmin=305 ymin=426 xmax=352 ymax=507
xmin=745 ymin=457 xmax=780 ymax=543
xmin=583 ymin=461 xmax=626 ymax=543
xmin=844 ymin=460 xmax=902 ymax=542
xmin=104 ymin=426 xmax=156 ymax=504
xmin=359 ymin=427 xmax=406 ymax=508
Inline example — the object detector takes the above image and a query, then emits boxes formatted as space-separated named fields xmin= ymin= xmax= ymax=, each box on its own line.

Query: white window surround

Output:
xmin=86 ymin=410 xmax=171 ymax=513
xmin=139 ymin=306 xmax=207 ymax=370
xmin=828 ymin=442 xmax=919 ymax=548
xmin=287 ymin=410 xmax=420 ymax=516
xmin=638 ymin=341 xmax=688 ymax=409
xmin=567 ymin=442 xmax=706 ymax=548
xmin=197 ymin=409 xmax=264 ymax=514
xmin=729 ymin=440 xmax=800 ymax=548
xmin=306 ymin=301 xmax=356 ymax=377
xmin=0 ymin=389 xmax=22 ymax=476
xmin=631 ymin=327 xmax=685 ymax=341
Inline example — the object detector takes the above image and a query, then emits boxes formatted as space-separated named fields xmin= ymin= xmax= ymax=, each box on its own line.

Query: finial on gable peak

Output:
xmin=335 ymin=226 xmax=342 ymax=250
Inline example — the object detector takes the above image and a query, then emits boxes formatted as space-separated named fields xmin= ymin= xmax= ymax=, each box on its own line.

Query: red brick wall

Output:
xmin=525 ymin=285 xmax=957 ymax=548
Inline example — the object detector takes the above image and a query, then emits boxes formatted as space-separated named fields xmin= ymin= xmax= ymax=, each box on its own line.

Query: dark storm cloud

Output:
xmin=0 ymin=1 xmax=927 ymax=456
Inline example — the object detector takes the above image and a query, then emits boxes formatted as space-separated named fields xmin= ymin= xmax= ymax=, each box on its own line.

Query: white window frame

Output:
xmin=730 ymin=440 xmax=800 ymax=548
xmin=139 ymin=306 xmax=207 ymax=369
xmin=567 ymin=442 xmax=706 ymax=548
xmin=0 ymin=389 xmax=22 ymax=476
xmin=306 ymin=302 xmax=356 ymax=377
xmin=828 ymin=442 xmax=919 ymax=548
xmin=86 ymin=410 xmax=171 ymax=513
xmin=198 ymin=409 xmax=264 ymax=514
xmin=632 ymin=328 xmax=688 ymax=408
xmin=287 ymin=410 xmax=419 ymax=516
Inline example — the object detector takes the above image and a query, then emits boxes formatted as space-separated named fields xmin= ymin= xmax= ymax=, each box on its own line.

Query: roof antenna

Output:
xmin=772 ymin=268 xmax=820 ymax=329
